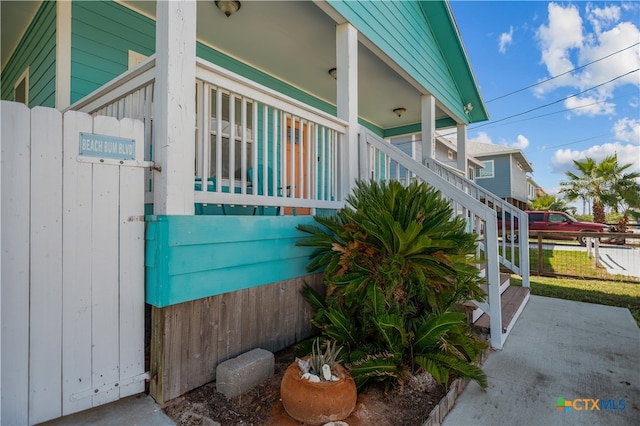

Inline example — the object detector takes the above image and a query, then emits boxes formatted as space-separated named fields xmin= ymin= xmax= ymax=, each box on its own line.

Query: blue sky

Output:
xmin=447 ymin=1 xmax=640 ymax=197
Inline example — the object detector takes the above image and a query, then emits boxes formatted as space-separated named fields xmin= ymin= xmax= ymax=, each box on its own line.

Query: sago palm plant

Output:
xmin=297 ymin=180 xmax=487 ymax=390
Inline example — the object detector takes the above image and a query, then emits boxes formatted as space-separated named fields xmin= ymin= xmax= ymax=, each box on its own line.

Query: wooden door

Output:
xmin=284 ymin=118 xmax=310 ymax=215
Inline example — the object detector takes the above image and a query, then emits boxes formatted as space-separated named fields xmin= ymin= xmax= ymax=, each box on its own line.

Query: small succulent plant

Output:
xmin=296 ymin=338 xmax=343 ymax=382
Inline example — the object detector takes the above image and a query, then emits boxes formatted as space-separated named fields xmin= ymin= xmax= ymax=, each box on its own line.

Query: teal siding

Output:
xmin=70 ymin=1 xmax=155 ymax=103
xmin=146 ymin=215 xmax=318 ymax=307
xmin=196 ymin=43 xmax=338 ymax=118
xmin=476 ymin=156 xmax=511 ymax=197
xmin=1 ymin=1 xmax=56 ymax=107
xmin=328 ymin=0 xmax=487 ymax=124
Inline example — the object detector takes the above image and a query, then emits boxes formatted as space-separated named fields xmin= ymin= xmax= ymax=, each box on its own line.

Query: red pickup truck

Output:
xmin=497 ymin=210 xmax=609 ymax=246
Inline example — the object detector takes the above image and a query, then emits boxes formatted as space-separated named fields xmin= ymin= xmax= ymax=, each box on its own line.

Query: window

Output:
xmin=476 ymin=160 xmax=494 ymax=178
xmin=14 ymin=68 xmax=29 ymax=105
xmin=549 ymin=213 xmax=567 ymax=223
xmin=528 ymin=213 xmax=543 ymax=223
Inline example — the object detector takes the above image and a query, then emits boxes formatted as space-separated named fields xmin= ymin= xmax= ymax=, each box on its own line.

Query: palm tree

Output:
xmin=560 ymin=155 xmax=640 ymax=229
xmin=530 ymin=194 xmax=569 ymax=212
xmin=609 ymin=159 xmax=640 ymax=232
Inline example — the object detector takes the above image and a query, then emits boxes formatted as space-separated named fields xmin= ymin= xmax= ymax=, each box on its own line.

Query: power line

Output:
xmin=533 ymin=133 xmax=610 ymax=151
xmin=471 ymin=68 xmax=639 ymax=130
xmin=486 ymin=42 xmax=640 ymax=103
xmin=439 ymin=90 xmax=636 ymax=138
xmin=468 ymin=89 xmax=638 ymax=132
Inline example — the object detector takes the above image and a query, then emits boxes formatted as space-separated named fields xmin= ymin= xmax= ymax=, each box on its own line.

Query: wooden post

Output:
xmin=150 ymin=0 xmax=197 ymax=405
xmin=421 ymin=94 xmax=436 ymax=164
xmin=537 ymin=234 xmax=543 ymax=274
xmin=456 ymin=123 xmax=467 ymax=174
xmin=336 ymin=23 xmax=358 ymax=196
xmin=55 ymin=0 xmax=71 ymax=110
xmin=152 ymin=0 xmax=196 ymax=215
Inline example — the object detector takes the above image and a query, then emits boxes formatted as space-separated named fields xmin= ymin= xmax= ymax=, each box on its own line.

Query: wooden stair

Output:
xmin=473 ymin=286 xmax=530 ymax=335
xmin=463 ymin=268 xmax=530 ymax=346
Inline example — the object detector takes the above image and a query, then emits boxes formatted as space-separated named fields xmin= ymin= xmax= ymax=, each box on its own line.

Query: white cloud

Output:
xmin=534 ymin=2 xmax=640 ymax=115
xmin=535 ymin=3 xmax=583 ymax=91
xmin=586 ymin=4 xmax=621 ymax=34
xmin=564 ymin=95 xmax=615 ymax=116
xmin=473 ymin=131 xmax=493 ymax=145
xmin=511 ymin=134 xmax=530 ymax=149
xmin=613 ymin=117 xmax=640 ymax=144
xmin=498 ymin=26 xmax=514 ymax=54
xmin=550 ymin=142 xmax=640 ymax=174
xmin=471 ymin=132 xmax=530 ymax=150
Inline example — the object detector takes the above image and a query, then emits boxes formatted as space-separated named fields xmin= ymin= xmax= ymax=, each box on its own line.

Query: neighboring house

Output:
xmin=527 ymin=176 xmax=546 ymax=203
xmin=1 ymin=1 xmax=530 ymax=424
xmin=390 ymin=133 xmax=484 ymax=181
xmin=468 ymin=141 xmax=535 ymax=210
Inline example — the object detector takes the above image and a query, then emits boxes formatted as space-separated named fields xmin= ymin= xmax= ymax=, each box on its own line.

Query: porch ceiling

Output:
xmin=1 ymin=1 xmax=42 ymax=70
xmin=1 ymin=0 xmax=453 ymax=131
xmin=124 ymin=0 xmax=451 ymax=130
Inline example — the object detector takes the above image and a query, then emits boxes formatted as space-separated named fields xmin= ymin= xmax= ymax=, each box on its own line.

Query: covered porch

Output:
xmin=64 ymin=0 xmax=529 ymax=404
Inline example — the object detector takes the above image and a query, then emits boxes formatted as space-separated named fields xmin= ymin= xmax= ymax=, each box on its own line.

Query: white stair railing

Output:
xmin=423 ymin=158 xmax=530 ymax=285
xmin=360 ymin=128 xmax=529 ymax=349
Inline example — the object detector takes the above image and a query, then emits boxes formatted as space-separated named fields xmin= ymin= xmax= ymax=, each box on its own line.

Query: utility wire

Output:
xmin=471 ymin=68 xmax=639 ymax=130
xmin=533 ymin=133 xmax=610 ymax=151
xmin=439 ymin=90 xmax=636 ymax=138
xmin=486 ymin=42 xmax=640 ymax=103
xmin=472 ymin=89 xmax=637 ymax=131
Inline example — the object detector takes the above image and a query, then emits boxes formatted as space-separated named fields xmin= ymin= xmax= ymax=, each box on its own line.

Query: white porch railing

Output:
xmin=194 ymin=58 xmax=346 ymax=213
xmin=66 ymin=56 xmax=156 ymax=202
xmin=360 ymin=128 xmax=529 ymax=349
xmin=67 ymin=56 xmax=347 ymax=213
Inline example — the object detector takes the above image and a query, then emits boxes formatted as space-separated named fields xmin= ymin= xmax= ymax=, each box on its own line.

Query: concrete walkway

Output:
xmin=443 ymin=295 xmax=640 ymax=425
xmin=39 ymin=296 xmax=638 ymax=426
xmin=41 ymin=393 xmax=175 ymax=426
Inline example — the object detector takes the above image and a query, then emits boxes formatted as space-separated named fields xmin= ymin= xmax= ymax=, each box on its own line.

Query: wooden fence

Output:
xmin=1 ymin=102 xmax=146 ymax=425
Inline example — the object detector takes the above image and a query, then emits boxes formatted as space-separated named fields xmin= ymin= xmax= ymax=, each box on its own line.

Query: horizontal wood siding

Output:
xmin=327 ymin=0 xmax=470 ymax=121
xmin=510 ymin=155 xmax=529 ymax=202
xmin=476 ymin=156 xmax=511 ymax=198
xmin=1 ymin=1 xmax=56 ymax=107
xmin=146 ymin=215 xmax=319 ymax=307
xmin=70 ymin=1 xmax=155 ymax=103
xmin=150 ymin=274 xmax=324 ymax=403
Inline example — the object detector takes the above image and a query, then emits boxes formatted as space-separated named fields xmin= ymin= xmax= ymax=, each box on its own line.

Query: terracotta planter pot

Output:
xmin=280 ymin=362 xmax=357 ymax=425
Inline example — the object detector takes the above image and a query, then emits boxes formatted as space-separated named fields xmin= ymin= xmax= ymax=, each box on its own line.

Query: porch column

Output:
xmin=456 ymin=123 xmax=467 ymax=175
xmin=153 ymin=0 xmax=196 ymax=215
xmin=421 ymin=94 xmax=436 ymax=164
xmin=55 ymin=1 xmax=71 ymax=110
xmin=336 ymin=23 xmax=358 ymax=195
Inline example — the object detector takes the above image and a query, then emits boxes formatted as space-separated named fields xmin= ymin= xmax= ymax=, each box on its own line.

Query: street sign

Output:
xmin=79 ymin=132 xmax=136 ymax=161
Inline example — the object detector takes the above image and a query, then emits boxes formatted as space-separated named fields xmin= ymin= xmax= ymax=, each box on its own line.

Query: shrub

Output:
xmin=297 ymin=180 xmax=487 ymax=390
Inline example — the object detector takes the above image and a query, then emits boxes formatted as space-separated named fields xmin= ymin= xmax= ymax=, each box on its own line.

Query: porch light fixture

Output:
xmin=215 ymin=0 xmax=241 ymax=17
xmin=463 ymin=102 xmax=473 ymax=114
xmin=393 ymin=107 xmax=406 ymax=117
xmin=328 ymin=68 xmax=337 ymax=79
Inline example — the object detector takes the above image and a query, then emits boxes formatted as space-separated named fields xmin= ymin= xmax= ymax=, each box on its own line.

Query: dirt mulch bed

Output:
xmin=162 ymin=345 xmax=450 ymax=426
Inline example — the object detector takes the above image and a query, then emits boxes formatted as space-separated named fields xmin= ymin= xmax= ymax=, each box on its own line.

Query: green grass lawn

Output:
xmin=511 ymin=275 xmax=640 ymax=326
xmin=499 ymin=246 xmax=637 ymax=282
